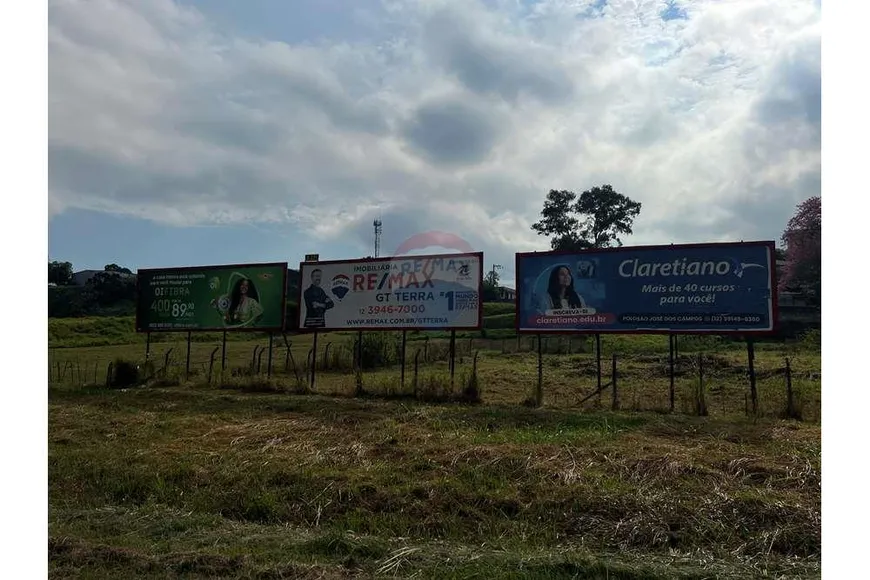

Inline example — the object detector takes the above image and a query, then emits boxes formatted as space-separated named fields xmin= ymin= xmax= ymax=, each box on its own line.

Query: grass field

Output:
xmin=48 ymin=313 xmax=821 ymax=578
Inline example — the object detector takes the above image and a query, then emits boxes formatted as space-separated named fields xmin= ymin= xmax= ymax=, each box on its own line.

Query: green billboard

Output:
xmin=135 ymin=262 xmax=288 ymax=332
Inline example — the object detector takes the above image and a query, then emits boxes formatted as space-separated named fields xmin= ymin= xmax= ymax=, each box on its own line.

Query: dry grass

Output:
xmin=50 ymin=381 xmax=820 ymax=579
xmin=48 ymin=323 xmax=820 ymax=578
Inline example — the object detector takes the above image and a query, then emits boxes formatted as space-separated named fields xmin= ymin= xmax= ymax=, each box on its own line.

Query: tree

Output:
xmin=86 ymin=271 xmax=136 ymax=306
xmin=482 ymin=268 xmax=501 ymax=302
xmin=531 ymin=185 xmax=642 ymax=251
xmin=779 ymin=196 xmax=821 ymax=301
xmin=104 ymin=263 xmax=133 ymax=275
xmin=48 ymin=261 xmax=73 ymax=285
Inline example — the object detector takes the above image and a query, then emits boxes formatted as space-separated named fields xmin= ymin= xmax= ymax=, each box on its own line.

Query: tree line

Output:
xmin=48 ymin=262 xmax=138 ymax=317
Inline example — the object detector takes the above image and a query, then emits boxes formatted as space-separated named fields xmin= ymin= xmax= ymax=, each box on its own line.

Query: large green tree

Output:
xmin=48 ymin=261 xmax=73 ymax=285
xmin=531 ymin=185 xmax=642 ymax=251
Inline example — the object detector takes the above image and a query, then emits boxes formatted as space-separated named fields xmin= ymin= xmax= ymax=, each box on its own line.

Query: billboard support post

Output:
xmin=220 ymin=331 xmax=227 ymax=372
xmin=747 ymin=338 xmax=758 ymax=415
xmin=536 ymin=333 xmax=543 ymax=407
xmin=185 ymin=331 xmax=192 ymax=381
xmin=267 ymin=333 xmax=274 ymax=378
xmin=356 ymin=331 xmax=363 ymax=370
xmin=669 ymin=335 xmax=676 ymax=412
xmin=145 ymin=332 xmax=151 ymax=361
xmin=400 ymin=330 xmax=407 ymax=391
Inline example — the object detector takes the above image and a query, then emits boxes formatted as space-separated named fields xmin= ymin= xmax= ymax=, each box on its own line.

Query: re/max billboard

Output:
xmin=296 ymin=252 xmax=483 ymax=331
xmin=515 ymin=241 xmax=777 ymax=334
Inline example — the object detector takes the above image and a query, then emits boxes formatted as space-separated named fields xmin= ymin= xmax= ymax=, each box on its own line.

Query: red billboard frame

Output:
xmin=135 ymin=261 xmax=289 ymax=333
xmin=295 ymin=252 xmax=485 ymax=332
xmin=514 ymin=240 xmax=779 ymax=336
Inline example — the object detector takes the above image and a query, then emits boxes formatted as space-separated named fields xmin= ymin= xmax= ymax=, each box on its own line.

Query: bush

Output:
xmin=358 ymin=332 xmax=400 ymax=369
xmin=799 ymin=328 xmax=821 ymax=350
xmin=109 ymin=358 xmax=140 ymax=388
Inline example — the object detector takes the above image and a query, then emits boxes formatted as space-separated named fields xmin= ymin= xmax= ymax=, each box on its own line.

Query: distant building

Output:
xmin=496 ymin=286 xmax=516 ymax=302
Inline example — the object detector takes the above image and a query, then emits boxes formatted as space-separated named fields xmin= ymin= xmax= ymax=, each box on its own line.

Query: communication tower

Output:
xmin=373 ymin=219 xmax=382 ymax=258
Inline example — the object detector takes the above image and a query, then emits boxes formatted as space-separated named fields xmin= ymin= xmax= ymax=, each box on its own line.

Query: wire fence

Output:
xmin=48 ymin=333 xmax=820 ymax=421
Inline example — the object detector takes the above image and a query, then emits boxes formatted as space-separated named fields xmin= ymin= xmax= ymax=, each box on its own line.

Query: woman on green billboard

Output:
xmin=211 ymin=275 xmax=264 ymax=327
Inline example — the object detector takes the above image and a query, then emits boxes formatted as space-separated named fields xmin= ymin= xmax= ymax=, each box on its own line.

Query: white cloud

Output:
xmin=48 ymin=0 xmax=821 ymax=269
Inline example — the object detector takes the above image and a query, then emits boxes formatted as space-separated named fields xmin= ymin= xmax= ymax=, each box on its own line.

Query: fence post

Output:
xmin=283 ymin=336 xmax=293 ymax=372
xmin=414 ymin=349 xmax=421 ymax=398
xmin=400 ymin=331 xmax=407 ymax=391
xmin=785 ymin=357 xmax=797 ymax=420
xmin=596 ymin=334 xmax=602 ymax=404
xmin=162 ymin=348 xmax=174 ymax=378
xmin=747 ymin=338 xmax=758 ymax=416
xmin=323 ymin=342 xmax=333 ymax=371
xmin=221 ymin=331 xmax=227 ymax=372
xmin=250 ymin=345 xmax=261 ymax=374
xmin=257 ymin=347 xmax=265 ymax=375
xmin=611 ymin=353 xmax=619 ymax=411
xmin=669 ymin=335 xmax=676 ymax=413
xmin=697 ymin=353 xmax=708 ymax=417
xmin=185 ymin=331 xmax=192 ymax=381
xmin=536 ymin=333 xmax=543 ymax=407
xmin=207 ymin=346 xmax=219 ymax=384
xmin=267 ymin=333 xmax=274 ymax=378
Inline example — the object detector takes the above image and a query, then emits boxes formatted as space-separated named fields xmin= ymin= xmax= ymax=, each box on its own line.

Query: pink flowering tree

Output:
xmin=779 ymin=196 xmax=821 ymax=302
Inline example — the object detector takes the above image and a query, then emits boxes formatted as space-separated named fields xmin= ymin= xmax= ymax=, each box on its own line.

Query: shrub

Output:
xmin=109 ymin=358 xmax=140 ymax=388
xmin=358 ymin=332 xmax=400 ymax=369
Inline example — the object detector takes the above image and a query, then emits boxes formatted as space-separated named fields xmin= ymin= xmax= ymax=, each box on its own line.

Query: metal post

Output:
xmin=145 ymin=332 xmax=152 ymax=361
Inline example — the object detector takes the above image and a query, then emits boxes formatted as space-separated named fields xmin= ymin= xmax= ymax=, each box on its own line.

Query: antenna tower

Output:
xmin=373 ymin=218 xmax=382 ymax=258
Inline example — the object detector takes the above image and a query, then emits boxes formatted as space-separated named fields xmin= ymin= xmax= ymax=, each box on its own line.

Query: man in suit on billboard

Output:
xmin=303 ymin=269 xmax=334 ymax=328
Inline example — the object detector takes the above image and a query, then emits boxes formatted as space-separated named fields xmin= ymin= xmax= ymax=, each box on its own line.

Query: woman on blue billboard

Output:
xmin=543 ymin=265 xmax=587 ymax=311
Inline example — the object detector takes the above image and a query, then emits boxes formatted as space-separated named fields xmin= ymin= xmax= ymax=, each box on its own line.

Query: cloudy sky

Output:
xmin=47 ymin=0 xmax=820 ymax=283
